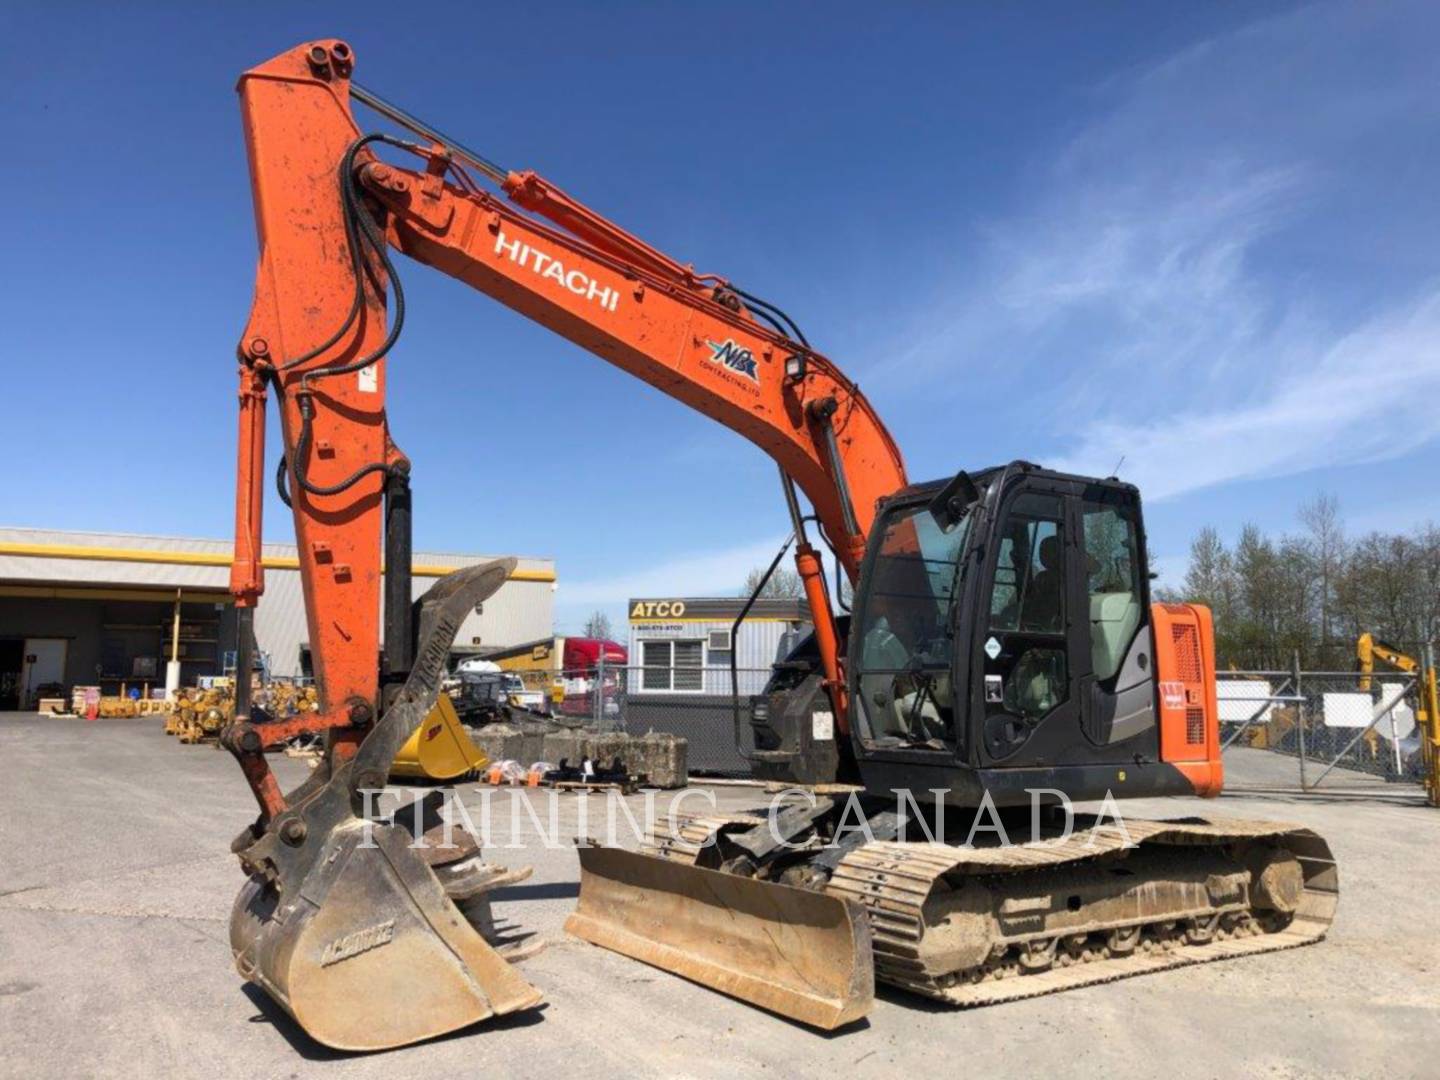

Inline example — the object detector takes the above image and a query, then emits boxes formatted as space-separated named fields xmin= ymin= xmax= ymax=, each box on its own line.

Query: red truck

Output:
xmin=479 ymin=635 xmax=627 ymax=719
xmin=553 ymin=637 xmax=628 ymax=719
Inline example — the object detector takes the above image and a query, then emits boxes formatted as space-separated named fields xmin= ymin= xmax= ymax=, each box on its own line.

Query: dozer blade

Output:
xmin=565 ymin=845 xmax=873 ymax=1030
xmin=230 ymin=559 xmax=542 ymax=1051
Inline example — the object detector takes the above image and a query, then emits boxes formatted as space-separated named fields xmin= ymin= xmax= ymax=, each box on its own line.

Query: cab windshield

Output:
xmin=852 ymin=498 xmax=972 ymax=746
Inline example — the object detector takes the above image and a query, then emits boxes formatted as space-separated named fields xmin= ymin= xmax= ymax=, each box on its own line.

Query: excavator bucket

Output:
xmin=565 ymin=845 xmax=873 ymax=1030
xmin=230 ymin=559 xmax=543 ymax=1051
xmin=231 ymin=821 xmax=542 ymax=1050
xmin=389 ymin=693 xmax=488 ymax=781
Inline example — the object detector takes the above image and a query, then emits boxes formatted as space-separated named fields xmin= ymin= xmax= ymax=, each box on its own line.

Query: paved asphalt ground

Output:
xmin=2 ymin=713 xmax=1435 ymax=1079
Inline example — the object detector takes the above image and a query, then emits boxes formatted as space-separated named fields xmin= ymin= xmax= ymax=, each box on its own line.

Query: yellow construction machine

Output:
xmin=388 ymin=694 xmax=488 ymax=781
xmin=1357 ymin=632 xmax=1440 ymax=804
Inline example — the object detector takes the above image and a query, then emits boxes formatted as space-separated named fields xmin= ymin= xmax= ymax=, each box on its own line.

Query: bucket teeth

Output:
xmin=441 ymin=859 xmax=535 ymax=902
xmin=412 ymin=810 xmax=482 ymax=867
xmin=494 ymin=939 xmax=546 ymax=963
xmin=450 ymin=896 xmax=545 ymax=963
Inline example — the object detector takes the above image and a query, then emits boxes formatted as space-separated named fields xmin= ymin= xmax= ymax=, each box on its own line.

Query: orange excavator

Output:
xmin=222 ymin=39 xmax=1338 ymax=1051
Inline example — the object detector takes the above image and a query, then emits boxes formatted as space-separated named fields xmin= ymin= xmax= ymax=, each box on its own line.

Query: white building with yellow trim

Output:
xmin=0 ymin=526 xmax=554 ymax=708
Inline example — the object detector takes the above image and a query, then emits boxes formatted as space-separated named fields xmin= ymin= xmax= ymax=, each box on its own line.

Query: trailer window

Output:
xmin=640 ymin=639 xmax=704 ymax=692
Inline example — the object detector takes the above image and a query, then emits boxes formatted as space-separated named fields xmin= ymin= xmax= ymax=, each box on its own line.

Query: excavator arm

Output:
xmin=221 ymin=39 xmax=899 ymax=1047
xmin=375 ymin=152 xmax=904 ymax=571
xmin=1357 ymin=631 xmax=1420 ymax=686
xmin=226 ymin=39 xmax=905 ymax=815
xmin=1357 ymin=632 xmax=1439 ymax=805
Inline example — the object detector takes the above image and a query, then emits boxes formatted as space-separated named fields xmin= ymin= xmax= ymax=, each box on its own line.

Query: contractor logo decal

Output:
xmin=705 ymin=339 xmax=759 ymax=383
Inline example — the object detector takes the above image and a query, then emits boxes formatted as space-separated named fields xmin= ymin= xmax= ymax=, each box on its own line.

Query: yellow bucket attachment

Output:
xmin=389 ymin=694 xmax=487 ymax=781
xmin=565 ymin=845 xmax=873 ymax=1030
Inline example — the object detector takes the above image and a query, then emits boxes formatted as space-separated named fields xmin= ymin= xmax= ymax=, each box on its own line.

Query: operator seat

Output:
xmin=1023 ymin=535 xmax=1063 ymax=632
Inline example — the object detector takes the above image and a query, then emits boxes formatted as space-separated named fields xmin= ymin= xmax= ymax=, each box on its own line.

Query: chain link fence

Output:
xmin=1218 ymin=661 xmax=1431 ymax=794
xmin=489 ymin=656 xmax=1436 ymax=792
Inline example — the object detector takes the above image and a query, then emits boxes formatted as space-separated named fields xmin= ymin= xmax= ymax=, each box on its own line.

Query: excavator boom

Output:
xmin=226 ymin=41 xmax=905 ymax=793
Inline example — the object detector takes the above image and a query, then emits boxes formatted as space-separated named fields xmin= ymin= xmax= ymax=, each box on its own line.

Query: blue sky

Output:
xmin=5 ymin=2 xmax=1438 ymax=633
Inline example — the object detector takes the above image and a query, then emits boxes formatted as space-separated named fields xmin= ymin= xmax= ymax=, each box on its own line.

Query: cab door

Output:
xmin=964 ymin=475 xmax=1159 ymax=768
xmin=1074 ymin=484 xmax=1157 ymax=754
xmin=970 ymin=479 xmax=1087 ymax=767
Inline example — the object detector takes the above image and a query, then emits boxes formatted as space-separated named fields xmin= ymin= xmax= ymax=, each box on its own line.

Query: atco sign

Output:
xmin=629 ymin=600 xmax=687 ymax=619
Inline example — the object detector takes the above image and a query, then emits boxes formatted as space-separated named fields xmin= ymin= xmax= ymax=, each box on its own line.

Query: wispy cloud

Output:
xmin=553 ymin=531 xmax=848 ymax=634
xmin=555 ymin=534 xmax=789 ymax=617
xmin=867 ymin=1 xmax=1440 ymax=501
xmin=1050 ymin=289 xmax=1440 ymax=498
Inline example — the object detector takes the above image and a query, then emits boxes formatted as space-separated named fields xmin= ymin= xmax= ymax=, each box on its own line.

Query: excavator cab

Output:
xmin=748 ymin=462 xmax=1176 ymax=803
xmin=844 ymin=463 xmax=1170 ymax=804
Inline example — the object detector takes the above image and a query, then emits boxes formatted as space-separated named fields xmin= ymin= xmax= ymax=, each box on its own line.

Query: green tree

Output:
xmin=1173 ymin=494 xmax=1435 ymax=668
xmin=1182 ymin=527 xmax=1242 ymax=663
xmin=1299 ymin=494 xmax=1344 ymax=664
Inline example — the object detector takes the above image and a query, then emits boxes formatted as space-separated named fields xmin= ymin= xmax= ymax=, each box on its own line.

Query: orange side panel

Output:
xmin=1151 ymin=602 xmax=1223 ymax=797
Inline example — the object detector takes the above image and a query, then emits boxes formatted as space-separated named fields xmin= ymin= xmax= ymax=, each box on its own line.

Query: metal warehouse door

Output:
xmin=21 ymin=639 xmax=67 ymax=709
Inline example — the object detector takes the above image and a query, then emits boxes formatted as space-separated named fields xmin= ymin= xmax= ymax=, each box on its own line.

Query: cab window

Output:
xmin=1083 ymin=502 xmax=1143 ymax=682
xmin=982 ymin=492 xmax=1069 ymax=745
xmin=853 ymin=500 xmax=971 ymax=745
xmin=989 ymin=493 xmax=1065 ymax=635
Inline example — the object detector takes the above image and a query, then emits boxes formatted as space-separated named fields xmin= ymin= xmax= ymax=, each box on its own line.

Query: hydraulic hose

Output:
xmin=730 ymin=532 xmax=795 ymax=762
